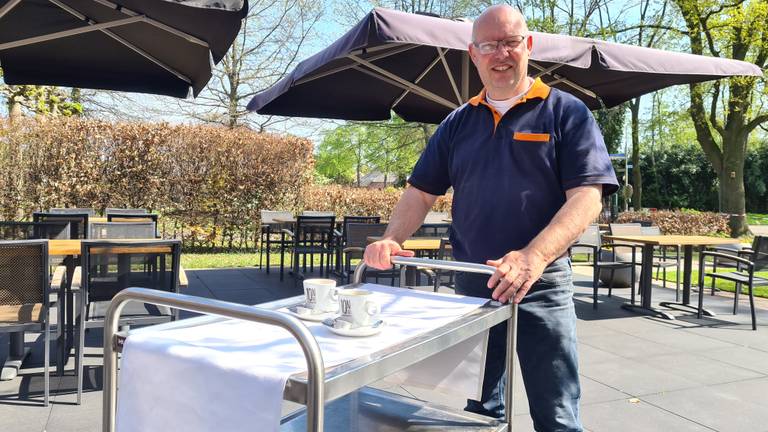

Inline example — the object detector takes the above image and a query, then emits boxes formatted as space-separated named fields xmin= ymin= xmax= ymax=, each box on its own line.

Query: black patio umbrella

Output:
xmin=0 ymin=0 xmax=248 ymax=98
xmin=248 ymin=7 xmax=763 ymax=124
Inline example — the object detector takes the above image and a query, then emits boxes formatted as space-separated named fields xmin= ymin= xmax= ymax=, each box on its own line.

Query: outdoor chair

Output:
xmin=0 ymin=240 xmax=61 ymax=406
xmin=280 ymin=216 xmax=336 ymax=282
xmin=72 ymin=239 xmax=185 ymax=404
xmin=0 ymin=221 xmax=71 ymax=240
xmin=414 ymin=222 xmax=451 ymax=238
xmin=258 ymin=210 xmax=294 ymax=273
xmin=698 ymin=236 xmax=767 ymax=330
xmin=571 ymin=224 xmax=640 ymax=308
xmin=34 ymin=212 xmax=89 ymax=239
xmin=49 ymin=207 xmax=96 ymax=217
xmin=105 ymin=207 xmax=149 ymax=215
xmin=341 ymin=223 xmax=399 ymax=285
xmin=89 ymin=222 xmax=156 ymax=239
xmin=431 ymin=237 xmax=455 ymax=292
xmin=301 ymin=211 xmax=335 ymax=217
xmin=106 ymin=213 xmax=159 ymax=237
xmin=334 ymin=216 xmax=381 ymax=275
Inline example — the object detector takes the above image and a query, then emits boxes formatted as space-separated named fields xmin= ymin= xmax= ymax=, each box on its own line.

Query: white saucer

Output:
xmin=323 ymin=318 xmax=385 ymax=337
xmin=283 ymin=306 xmax=338 ymax=322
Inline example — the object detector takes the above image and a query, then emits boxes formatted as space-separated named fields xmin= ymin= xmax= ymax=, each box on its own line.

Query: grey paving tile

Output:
xmin=698 ymin=346 xmax=768 ymax=375
xmin=577 ymin=343 xmax=624 ymax=365
xmin=46 ymin=390 xmax=102 ymax=432
xmin=711 ymin=377 xmax=768 ymax=409
xmin=641 ymin=352 xmax=763 ymax=385
xmin=632 ymin=328 xmax=739 ymax=352
xmin=0 ymin=401 xmax=49 ymax=432
xmin=641 ymin=384 xmax=768 ymax=432
xmin=579 ymin=375 xmax=631 ymax=406
xmin=581 ymin=398 xmax=713 ymax=432
xmin=579 ymin=332 xmax=683 ymax=359
xmin=579 ymin=357 xmax=701 ymax=396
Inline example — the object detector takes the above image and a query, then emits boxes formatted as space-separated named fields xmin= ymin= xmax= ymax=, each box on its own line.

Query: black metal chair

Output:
xmin=280 ymin=216 xmax=336 ymax=282
xmin=571 ymin=224 xmax=640 ymax=309
xmin=73 ymin=239 xmax=183 ymax=404
xmin=49 ymin=207 xmax=96 ymax=217
xmin=610 ymin=223 xmax=680 ymax=299
xmin=34 ymin=212 xmax=89 ymax=239
xmin=0 ymin=240 xmax=54 ymax=406
xmin=89 ymin=222 xmax=156 ymax=239
xmin=106 ymin=213 xmax=159 ymax=237
xmin=341 ymin=223 xmax=400 ymax=284
xmin=258 ymin=210 xmax=293 ymax=273
xmin=335 ymin=216 xmax=381 ymax=275
xmin=0 ymin=221 xmax=71 ymax=240
xmin=698 ymin=236 xmax=767 ymax=330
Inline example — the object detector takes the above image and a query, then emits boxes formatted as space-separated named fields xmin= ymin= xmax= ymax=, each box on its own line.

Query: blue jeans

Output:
xmin=455 ymin=257 xmax=582 ymax=431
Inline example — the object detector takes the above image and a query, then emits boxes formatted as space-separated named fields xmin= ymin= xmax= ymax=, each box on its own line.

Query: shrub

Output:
xmin=616 ymin=210 xmax=729 ymax=236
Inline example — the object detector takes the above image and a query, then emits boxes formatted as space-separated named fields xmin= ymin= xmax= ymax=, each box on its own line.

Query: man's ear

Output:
xmin=526 ymin=35 xmax=533 ymax=52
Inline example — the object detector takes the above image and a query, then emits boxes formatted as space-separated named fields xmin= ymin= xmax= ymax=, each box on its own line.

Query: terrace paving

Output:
xmin=1 ymin=263 xmax=768 ymax=432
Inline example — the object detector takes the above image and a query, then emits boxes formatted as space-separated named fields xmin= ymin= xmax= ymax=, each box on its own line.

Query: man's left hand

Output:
xmin=486 ymin=249 xmax=548 ymax=304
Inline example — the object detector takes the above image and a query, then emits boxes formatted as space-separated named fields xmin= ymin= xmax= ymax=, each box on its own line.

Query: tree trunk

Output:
xmin=721 ymin=131 xmax=750 ymax=236
xmin=630 ymin=98 xmax=642 ymax=210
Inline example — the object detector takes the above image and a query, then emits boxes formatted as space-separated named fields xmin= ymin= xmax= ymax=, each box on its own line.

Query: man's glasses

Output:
xmin=472 ymin=35 xmax=527 ymax=55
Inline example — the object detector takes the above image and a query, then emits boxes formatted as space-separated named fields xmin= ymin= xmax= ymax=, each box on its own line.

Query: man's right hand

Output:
xmin=363 ymin=239 xmax=415 ymax=270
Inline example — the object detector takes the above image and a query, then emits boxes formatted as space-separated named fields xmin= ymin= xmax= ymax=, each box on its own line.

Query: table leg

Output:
xmin=1 ymin=332 xmax=31 ymax=381
xmin=660 ymin=245 xmax=716 ymax=316
xmin=622 ymin=244 xmax=675 ymax=319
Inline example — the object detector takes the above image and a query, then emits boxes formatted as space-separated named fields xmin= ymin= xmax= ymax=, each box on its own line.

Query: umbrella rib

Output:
xmin=529 ymin=61 xmax=600 ymax=102
xmin=0 ymin=0 xmax=21 ymax=21
xmin=391 ymin=51 xmax=444 ymax=109
xmin=295 ymin=44 xmax=419 ymax=86
xmin=349 ymin=55 xmax=459 ymax=110
xmin=90 ymin=0 xmax=209 ymax=48
xmin=436 ymin=48 xmax=463 ymax=105
xmin=46 ymin=0 xmax=192 ymax=85
xmin=0 ymin=15 xmax=144 ymax=51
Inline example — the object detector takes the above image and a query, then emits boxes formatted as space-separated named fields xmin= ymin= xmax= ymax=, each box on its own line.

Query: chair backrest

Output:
xmin=423 ymin=211 xmax=450 ymax=224
xmin=33 ymin=212 xmax=89 ymax=239
xmin=50 ymin=207 xmax=96 ymax=216
xmin=105 ymin=208 xmax=149 ymax=215
xmin=294 ymin=216 xmax=336 ymax=245
xmin=301 ymin=211 xmax=335 ymax=217
xmin=345 ymin=223 xmax=388 ymax=249
xmin=260 ymin=210 xmax=293 ymax=225
xmin=106 ymin=213 xmax=158 ymax=237
xmin=89 ymin=222 xmax=156 ymax=239
xmin=414 ymin=223 xmax=451 ymax=238
xmin=641 ymin=226 xmax=662 ymax=236
xmin=752 ymin=236 xmax=768 ymax=272
xmin=81 ymin=239 xmax=181 ymax=303
xmin=0 ymin=240 xmax=49 ymax=311
xmin=0 ymin=221 xmax=70 ymax=240
xmin=342 ymin=216 xmax=381 ymax=243
xmin=609 ymin=223 xmax=643 ymax=236
xmin=575 ymin=224 xmax=601 ymax=246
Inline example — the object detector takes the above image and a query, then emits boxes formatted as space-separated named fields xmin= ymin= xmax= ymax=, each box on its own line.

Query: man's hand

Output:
xmin=486 ymin=249 xmax=548 ymax=304
xmin=364 ymin=239 xmax=415 ymax=270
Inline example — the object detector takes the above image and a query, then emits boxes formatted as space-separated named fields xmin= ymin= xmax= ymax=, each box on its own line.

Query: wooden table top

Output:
xmin=367 ymin=236 xmax=442 ymax=250
xmin=49 ymin=239 xmax=171 ymax=255
xmin=603 ymin=235 xmax=742 ymax=247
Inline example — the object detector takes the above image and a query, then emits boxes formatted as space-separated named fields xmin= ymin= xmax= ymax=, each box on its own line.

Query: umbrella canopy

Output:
xmin=248 ymin=7 xmax=763 ymax=124
xmin=0 ymin=0 xmax=248 ymax=98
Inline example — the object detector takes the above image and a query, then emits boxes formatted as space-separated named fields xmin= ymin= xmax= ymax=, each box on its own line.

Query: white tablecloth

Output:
xmin=116 ymin=285 xmax=489 ymax=432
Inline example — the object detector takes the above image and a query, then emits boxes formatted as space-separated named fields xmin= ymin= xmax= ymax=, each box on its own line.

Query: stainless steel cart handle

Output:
xmin=102 ymin=288 xmax=326 ymax=432
xmin=353 ymin=256 xmax=497 ymax=284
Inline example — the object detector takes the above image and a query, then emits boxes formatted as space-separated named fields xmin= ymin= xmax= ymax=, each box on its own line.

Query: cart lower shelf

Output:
xmin=281 ymin=387 xmax=508 ymax=432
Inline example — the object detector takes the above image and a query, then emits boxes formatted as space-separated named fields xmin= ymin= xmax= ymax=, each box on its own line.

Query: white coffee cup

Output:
xmin=303 ymin=279 xmax=338 ymax=314
xmin=338 ymin=289 xmax=380 ymax=328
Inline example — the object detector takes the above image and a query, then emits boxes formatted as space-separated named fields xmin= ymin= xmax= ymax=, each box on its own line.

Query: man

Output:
xmin=364 ymin=5 xmax=618 ymax=431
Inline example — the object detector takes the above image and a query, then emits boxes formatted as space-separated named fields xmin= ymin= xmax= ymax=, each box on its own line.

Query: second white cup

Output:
xmin=338 ymin=289 xmax=380 ymax=328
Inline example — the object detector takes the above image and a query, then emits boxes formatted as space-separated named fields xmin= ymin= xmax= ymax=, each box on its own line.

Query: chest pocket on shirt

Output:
xmin=513 ymin=132 xmax=551 ymax=142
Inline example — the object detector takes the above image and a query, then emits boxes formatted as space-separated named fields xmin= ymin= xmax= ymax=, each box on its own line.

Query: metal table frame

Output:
xmin=102 ymin=257 xmax=518 ymax=432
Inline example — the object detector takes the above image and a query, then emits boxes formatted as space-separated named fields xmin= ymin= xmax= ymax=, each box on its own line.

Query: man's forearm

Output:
xmin=523 ymin=185 xmax=603 ymax=264
xmin=383 ymin=186 xmax=438 ymax=244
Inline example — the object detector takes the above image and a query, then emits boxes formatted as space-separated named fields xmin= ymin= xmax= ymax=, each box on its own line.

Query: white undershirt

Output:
xmin=485 ymin=77 xmax=534 ymax=116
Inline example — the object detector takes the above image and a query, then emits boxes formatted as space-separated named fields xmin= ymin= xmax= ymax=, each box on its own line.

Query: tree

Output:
xmin=177 ymin=0 xmax=323 ymax=130
xmin=673 ymin=0 xmax=768 ymax=236
xmin=1 ymin=67 xmax=83 ymax=120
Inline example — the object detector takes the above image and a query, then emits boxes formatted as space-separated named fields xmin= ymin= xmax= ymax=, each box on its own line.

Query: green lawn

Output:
xmin=182 ymin=251 xmax=334 ymax=269
xmin=748 ymin=213 xmax=768 ymax=225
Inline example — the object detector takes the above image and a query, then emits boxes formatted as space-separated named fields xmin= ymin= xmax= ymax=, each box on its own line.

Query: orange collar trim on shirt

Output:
xmin=468 ymin=78 xmax=551 ymax=130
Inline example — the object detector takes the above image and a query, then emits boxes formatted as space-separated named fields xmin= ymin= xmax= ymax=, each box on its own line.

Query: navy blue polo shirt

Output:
xmin=408 ymin=78 xmax=618 ymax=264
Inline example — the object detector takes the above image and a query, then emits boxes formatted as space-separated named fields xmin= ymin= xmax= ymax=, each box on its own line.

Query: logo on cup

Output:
xmin=340 ymin=298 xmax=352 ymax=316
xmin=304 ymin=287 xmax=317 ymax=306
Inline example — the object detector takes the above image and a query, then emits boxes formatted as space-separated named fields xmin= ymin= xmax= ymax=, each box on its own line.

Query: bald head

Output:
xmin=472 ymin=5 xmax=528 ymax=42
